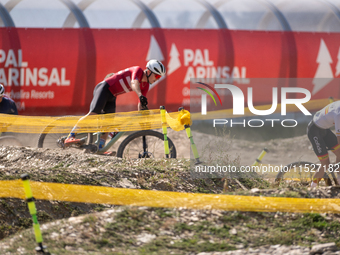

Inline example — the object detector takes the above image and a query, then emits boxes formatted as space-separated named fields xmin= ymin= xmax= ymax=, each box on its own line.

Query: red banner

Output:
xmin=0 ymin=28 xmax=339 ymax=115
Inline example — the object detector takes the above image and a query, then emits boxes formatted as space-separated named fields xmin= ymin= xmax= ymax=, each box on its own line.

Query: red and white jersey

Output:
xmin=104 ymin=66 xmax=149 ymax=97
xmin=313 ymin=101 xmax=340 ymax=135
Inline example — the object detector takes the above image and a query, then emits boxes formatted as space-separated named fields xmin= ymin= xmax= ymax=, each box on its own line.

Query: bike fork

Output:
xmin=142 ymin=136 xmax=147 ymax=157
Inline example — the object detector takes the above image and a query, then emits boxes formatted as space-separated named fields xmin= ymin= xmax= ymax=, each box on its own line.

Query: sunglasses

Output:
xmin=153 ymin=73 xmax=161 ymax=80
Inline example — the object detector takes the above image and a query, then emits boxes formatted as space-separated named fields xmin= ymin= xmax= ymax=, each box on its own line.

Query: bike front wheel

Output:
xmin=117 ymin=130 xmax=176 ymax=159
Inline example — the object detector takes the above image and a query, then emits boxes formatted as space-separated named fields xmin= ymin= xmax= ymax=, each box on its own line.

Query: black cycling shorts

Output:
xmin=307 ymin=120 xmax=340 ymax=160
xmin=89 ymin=81 xmax=116 ymax=114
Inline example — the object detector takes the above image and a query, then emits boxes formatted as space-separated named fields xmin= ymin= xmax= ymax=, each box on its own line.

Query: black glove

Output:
xmin=139 ymin=95 xmax=148 ymax=107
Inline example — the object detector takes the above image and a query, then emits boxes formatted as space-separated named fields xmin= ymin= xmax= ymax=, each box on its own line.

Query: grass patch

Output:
xmin=171 ymin=239 xmax=235 ymax=253
xmin=104 ymin=208 xmax=149 ymax=241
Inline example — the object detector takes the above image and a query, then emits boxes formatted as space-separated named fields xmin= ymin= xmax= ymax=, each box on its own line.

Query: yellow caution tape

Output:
xmin=0 ymin=110 xmax=187 ymax=133
xmin=0 ymin=180 xmax=24 ymax=198
xmin=2 ymin=179 xmax=340 ymax=214
xmin=0 ymin=98 xmax=331 ymax=133
xmin=177 ymin=109 xmax=192 ymax=126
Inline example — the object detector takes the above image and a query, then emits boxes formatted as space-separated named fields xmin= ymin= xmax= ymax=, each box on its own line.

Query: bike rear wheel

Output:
xmin=37 ymin=121 xmax=92 ymax=149
xmin=0 ymin=136 xmax=23 ymax=146
xmin=275 ymin=161 xmax=336 ymax=186
xmin=117 ymin=130 xmax=176 ymax=159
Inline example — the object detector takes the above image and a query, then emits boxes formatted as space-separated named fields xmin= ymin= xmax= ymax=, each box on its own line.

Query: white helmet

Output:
xmin=146 ymin=60 xmax=166 ymax=76
xmin=0 ymin=84 xmax=4 ymax=95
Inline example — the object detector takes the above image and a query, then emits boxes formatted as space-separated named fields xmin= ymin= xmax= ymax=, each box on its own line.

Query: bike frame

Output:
xmin=89 ymin=107 xmax=149 ymax=154
xmin=91 ymin=131 xmax=125 ymax=154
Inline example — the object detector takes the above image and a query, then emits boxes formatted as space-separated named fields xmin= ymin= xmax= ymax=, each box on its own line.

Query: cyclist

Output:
xmin=64 ymin=59 xmax=166 ymax=148
xmin=0 ymin=84 xmax=18 ymax=115
xmin=307 ymin=100 xmax=340 ymax=187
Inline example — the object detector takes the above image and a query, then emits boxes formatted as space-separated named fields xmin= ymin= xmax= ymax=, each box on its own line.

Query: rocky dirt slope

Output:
xmin=0 ymin=133 xmax=339 ymax=254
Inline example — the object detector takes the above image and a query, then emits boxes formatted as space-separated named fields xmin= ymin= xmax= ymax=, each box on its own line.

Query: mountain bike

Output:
xmin=275 ymin=161 xmax=339 ymax=186
xmin=37 ymin=125 xmax=177 ymax=159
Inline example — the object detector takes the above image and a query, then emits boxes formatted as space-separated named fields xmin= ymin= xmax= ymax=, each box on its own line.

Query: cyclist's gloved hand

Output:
xmin=139 ymin=95 xmax=148 ymax=108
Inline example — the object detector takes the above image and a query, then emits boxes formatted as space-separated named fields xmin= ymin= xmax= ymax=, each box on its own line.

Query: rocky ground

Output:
xmin=0 ymin=132 xmax=340 ymax=254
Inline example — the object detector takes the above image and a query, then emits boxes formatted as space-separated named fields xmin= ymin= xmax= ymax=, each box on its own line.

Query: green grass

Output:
xmin=2 ymin=207 xmax=340 ymax=254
